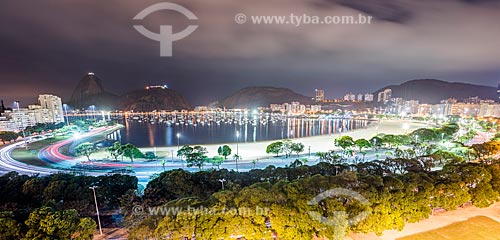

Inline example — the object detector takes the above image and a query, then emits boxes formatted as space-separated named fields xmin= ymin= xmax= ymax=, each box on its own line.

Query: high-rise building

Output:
xmin=310 ymin=105 xmax=321 ymax=112
xmin=0 ymin=99 xmax=5 ymax=114
xmin=357 ymin=94 xmax=363 ymax=101
xmin=38 ymin=94 xmax=64 ymax=123
xmin=377 ymin=89 xmax=392 ymax=103
xmin=450 ymin=103 xmax=480 ymax=116
xmin=343 ymin=93 xmax=356 ymax=101
xmin=364 ymin=93 xmax=374 ymax=102
xmin=290 ymin=102 xmax=301 ymax=113
xmin=418 ymin=104 xmax=432 ymax=116
xmin=377 ymin=92 xmax=384 ymax=102
xmin=315 ymin=89 xmax=325 ymax=102
xmin=0 ymin=94 xmax=66 ymax=132
xmin=270 ymin=104 xmax=284 ymax=112
xmin=464 ymin=96 xmax=481 ymax=104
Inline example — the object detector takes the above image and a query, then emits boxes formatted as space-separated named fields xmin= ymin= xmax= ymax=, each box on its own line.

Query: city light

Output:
xmin=176 ymin=133 xmax=181 ymax=149
xmin=1 ymin=2 xmax=499 ymax=239
xmin=73 ymin=132 xmax=82 ymax=139
xmin=402 ymin=123 xmax=410 ymax=134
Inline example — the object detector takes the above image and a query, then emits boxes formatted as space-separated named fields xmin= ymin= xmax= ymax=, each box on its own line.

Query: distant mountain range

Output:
xmin=119 ymin=88 xmax=192 ymax=112
xmin=374 ymin=79 xmax=497 ymax=104
xmin=68 ymin=73 xmax=191 ymax=111
xmin=219 ymin=87 xmax=313 ymax=109
xmin=68 ymin=75 xmax=498 ymax=111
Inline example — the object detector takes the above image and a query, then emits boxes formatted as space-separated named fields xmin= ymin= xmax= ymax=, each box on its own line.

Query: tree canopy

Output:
xmin=74 ymin=142 xmax=97 ymax=161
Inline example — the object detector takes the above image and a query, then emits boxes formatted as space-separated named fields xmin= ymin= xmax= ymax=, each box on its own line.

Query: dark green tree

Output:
xmin=266 ymin=141 xmax=283 ymax=157
xmin=0 ymin=213 xmax=21 ymax=239
xmin=335 ymin=136 xmax=354 ymax=150
xmin=0 ymin=131 xmax=18 ymax=144
xmin=369 ymin=136 xmax=383 ymax=150
xmin=290 ymin=142 xmax=305 ymax=157
xmin=74 ymin=142 xmax=97 ymax=161
xmin=144 ymin=151 xmax=157 ymax=160
xmin=107 ymin=142 xmax=123 ymax=161
xmin=281 ymin=139 xmax=294 ymax=158
xmin=217 ymin=145 xmax=232 ymax=159
xmin=25 ymin=207 xmax=96 ymax=240
xmin=181 ymin=146 xmax=209 ymax=169
xmin=122 ymin=143 xmax=144 ymax=162
xmin=210 ymin=156 xmax=225 ymax=169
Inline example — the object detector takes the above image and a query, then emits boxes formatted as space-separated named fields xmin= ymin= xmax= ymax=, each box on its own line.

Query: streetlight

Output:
xmin=176 ymin=133 xmax=181 ymax=150
xmin=308 ymin=146 xmax=311 ymax=157
xmin=89 ymin=186 xmax=103 ymax=235
xmin=63 ymin=104 xmax=69 ymax=126
xmin=14 ymin=101 xmax=26 ymax=140
xmin=236 ymin=130 xmax=240 ymax=172
xmin=218 ymin=178 xmax=226 ymax=190
xmin=89 ymin=105 xmax=96 ymax=120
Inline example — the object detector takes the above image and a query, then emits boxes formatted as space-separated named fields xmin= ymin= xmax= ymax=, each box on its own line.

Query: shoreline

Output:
xmin=139 ymin=119 xmax=430 ymax=162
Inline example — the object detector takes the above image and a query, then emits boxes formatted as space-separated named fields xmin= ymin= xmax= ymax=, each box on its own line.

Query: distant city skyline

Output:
xmin=1 ymin=0 xmax=500 ymax=106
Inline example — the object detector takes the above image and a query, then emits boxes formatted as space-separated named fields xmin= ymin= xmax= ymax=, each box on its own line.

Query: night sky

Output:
xmin=1 ymin=0 xmax=500 ymax=107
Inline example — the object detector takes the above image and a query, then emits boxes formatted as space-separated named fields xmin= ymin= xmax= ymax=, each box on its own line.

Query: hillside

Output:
xmin=374 ymin=79 xmax=497 ymax=103
xmin=68 ymin=73 xmax=117 ymax=109
xmin=220 ymin=87 xmax=312 ymax=109
xmin=119 ymin=88 xmax=192 ymax=112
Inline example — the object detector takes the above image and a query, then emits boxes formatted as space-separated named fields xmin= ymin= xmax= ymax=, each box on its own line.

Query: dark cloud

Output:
xmin=0 ymin=0 xmax=499 ymax=106
xmin=316 ymin=0 xmax=413 ymax=23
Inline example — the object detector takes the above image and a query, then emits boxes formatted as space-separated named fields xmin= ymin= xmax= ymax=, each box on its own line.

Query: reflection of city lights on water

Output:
xmin=118 ymin=112 xmax=371 ymax=146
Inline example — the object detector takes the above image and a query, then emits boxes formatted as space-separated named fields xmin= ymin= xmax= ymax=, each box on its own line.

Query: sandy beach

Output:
xmin=140 ymin=119 xmax=430 ymax=162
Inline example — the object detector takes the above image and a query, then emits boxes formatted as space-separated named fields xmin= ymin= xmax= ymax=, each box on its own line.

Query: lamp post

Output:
xmin=89 ymin=105 xmax=96 ymax=121
xmin=218 ymin=178 xmax=226 ymax=190
xmin=89 ymin=186 xmax=103 ymax=235
xmin=236 ymin=130 xmax=240 ymax=172
xmin=14 ymin=101 xmax=26 ymax=142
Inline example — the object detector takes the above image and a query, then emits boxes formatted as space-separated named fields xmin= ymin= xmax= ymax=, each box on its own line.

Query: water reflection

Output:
xmin=117 ymin=113 xmax=371 ymax=147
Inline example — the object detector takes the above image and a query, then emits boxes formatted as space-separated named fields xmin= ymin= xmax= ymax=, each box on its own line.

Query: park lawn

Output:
xmin=10 ymin=148 xmax=50 ymax=167
xmin=398 ymin=216 xmax=500 ymax=240
xmin=11 ymin=135 xmax=71 ymax=167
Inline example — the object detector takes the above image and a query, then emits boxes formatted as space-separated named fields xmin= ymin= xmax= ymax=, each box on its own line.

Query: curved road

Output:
xmin=0 ymin=140 xmax=56 ymax=175
xmin=0 ymin=127 xmax=157 ymax=184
